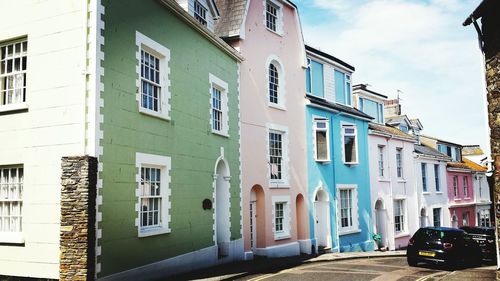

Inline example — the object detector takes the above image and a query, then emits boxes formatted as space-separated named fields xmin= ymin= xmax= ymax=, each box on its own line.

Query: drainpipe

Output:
xmin=385 ymin=135 xmax=394 ymax=250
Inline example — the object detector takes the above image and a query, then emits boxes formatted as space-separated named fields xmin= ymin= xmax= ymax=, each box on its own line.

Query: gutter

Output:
xmin=157 ymin=0 xmax=244 ymax=62
xmin=306 ymin=101 xmax=373 ymax=122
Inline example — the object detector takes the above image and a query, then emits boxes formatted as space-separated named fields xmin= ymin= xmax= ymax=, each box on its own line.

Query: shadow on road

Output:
xmin=168 ymin=254 xmax=315 ymax=281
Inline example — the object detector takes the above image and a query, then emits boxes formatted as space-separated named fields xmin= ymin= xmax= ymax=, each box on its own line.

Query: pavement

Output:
xmin=169 ymin=250 xmax=497 ymax=281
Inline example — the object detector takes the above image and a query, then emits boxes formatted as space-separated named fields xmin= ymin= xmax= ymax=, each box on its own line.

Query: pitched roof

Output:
xmin=369 ymin=123 xmax=415 ymax=141
xmin=420 ymin=135 xmax=463 ymax=147
xmin=305 ymin=45 xmax=355 ymax=71
xmin=447 ymin=162 xmax=473 ymax=171
xmin=214 ymin=0 xmax=248 ymax=38
xmin=462 ymin=145 xmax=484 ymax=156
xmin=385 ymin=115 xmax=410 ymax=126
xmin=414 ymin=144 xmax=451 ymax=160
xmin=353 ymin=84 xmax=388 ymax=99
xmin=463 ymin=158 xmax=487 ymax=172
xmin=306 ymin=94 xmax=373 ymax=120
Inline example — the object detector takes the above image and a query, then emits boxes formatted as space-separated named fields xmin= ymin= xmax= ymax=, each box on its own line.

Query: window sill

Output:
xmin=266 ymin=28 xmax=283 ymax=37
xmin=454 ymin=198 xmax=462 ymax=201
xmin=268 ymin=103 xmax=286 ymax=111
xmin=0 ymin=102 xmax=28 ymax=114
xmin=212 ymin=130 xmax=229 ymax=138
xmin=139 ymin=107 xmax=170 ymax=121
xmin=395 ymin=232 xmax=410 ymax=239
xmin=422 ymin=192 xmax=431 ymax=195
xmin=138 ymin=227 xmax=170 ymax=238
xmin=344 ymin=162 xmax=359 ymax=166
xmin=436 ymin=192 xmax=443 ymax=194
xmin=0 ymin=232 xmax=24 ymax=244
xmin=269 ymin=182 xmax=290 ymax=189
xmin=397 ymin=179 xmax=407 ymax=183
xmin=378 ymin=178 xmax=390 ymax=182
xmin=464 ymin=197 xmax=471 ymax=200
xmin=339 ymin=229 xmax=361 ymax=236
xmin=274 ymin=234 xmax=291 ymax=241
xmin=315 ymin=159 xmax=331 ymax=164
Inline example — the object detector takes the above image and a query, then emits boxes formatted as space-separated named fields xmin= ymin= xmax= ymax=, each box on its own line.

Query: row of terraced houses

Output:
xmin=0 ymin=0 xmax=493 ymax=280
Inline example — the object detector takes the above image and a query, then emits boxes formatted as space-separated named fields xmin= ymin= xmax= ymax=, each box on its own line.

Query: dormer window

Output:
xmin=194 ymin=0 xmax=208 ymax=26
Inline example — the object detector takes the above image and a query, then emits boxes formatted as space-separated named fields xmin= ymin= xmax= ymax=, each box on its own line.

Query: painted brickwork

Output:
xmin=60 ymin=156 xmax=98 ymax=281
xmin=98 ymin=0 xmax=241 ymax=278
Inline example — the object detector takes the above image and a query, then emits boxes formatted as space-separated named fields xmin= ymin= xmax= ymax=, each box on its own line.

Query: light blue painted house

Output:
xmin=304 ymin=45 xmax=374 ymax=253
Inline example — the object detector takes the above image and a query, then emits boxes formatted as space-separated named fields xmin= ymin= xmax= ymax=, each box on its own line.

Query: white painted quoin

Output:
xmin=0 ymin=1 xmax=101 ymax=279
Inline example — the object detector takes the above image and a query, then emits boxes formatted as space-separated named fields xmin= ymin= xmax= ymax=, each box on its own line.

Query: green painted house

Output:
xmin=97 ymin=0 xmax=243 ymax=279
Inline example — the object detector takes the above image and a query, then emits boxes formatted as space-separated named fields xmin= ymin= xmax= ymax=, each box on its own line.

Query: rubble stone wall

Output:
xmin=60 ymin=156 xmax=97 ymax=281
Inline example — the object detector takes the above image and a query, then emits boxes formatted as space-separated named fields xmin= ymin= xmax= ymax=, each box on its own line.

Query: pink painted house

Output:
xmin=215 ymin=0 xmax=310 ymax=259
xmin=447 ymin=162 xmax=475 ymax=228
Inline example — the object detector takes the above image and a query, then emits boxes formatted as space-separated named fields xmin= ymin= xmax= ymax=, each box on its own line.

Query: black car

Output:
xmin=461 ymin=226 xmax=496 ymax=262
xmin=407 ymin=227 xmax=482 ymax=269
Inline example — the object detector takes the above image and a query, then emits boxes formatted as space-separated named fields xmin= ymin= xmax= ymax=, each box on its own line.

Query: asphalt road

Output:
xmin=235 ymin=257 xmax=496 ymax=281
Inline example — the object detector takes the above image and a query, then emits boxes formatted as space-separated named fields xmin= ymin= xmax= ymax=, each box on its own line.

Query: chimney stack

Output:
xmin=384 ymin=99 xmax=401 ymax=116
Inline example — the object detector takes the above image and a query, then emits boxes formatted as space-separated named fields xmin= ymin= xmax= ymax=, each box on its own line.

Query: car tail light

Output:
xmin=409 ymin=238 xmax=415 ymax=246
xmin=443 ymin=243 xmax=453 ymax=249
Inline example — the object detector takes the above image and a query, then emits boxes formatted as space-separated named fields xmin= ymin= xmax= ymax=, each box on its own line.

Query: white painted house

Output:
xmin=353 ymin=85 xmax=419 ymax=250
xmin=0 ymin=1 xmax=99 ymax=279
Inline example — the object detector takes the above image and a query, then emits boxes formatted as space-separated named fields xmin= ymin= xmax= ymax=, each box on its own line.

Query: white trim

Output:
xmin=336 ymin=184 xmax=359 ymax=235
xmin=265 ymin=54 xmax=286 ymax=110
xmin=0 ymin=102 xmax=28 ymax=113
xmin=272 ymin=195 xmax=291 ymax=240
xmin=135 ymin=152 xmax=172 ymax=237
xmin=341 ymin=122 xmax=359 ymax=165
xmin=263 ymin=0 xmax=284 ymax=36
xmin=312 ymin=116 xmax=331 ymax=162
xmin=0 ymin=233 xmax=24 ymax=244
xmin=266 ymin=123 xmax=289 ymax=187
xmin=209 ymin=73 xmax=230 ymax=137
xmin=135 ymin=31 xmax=171 ymax=121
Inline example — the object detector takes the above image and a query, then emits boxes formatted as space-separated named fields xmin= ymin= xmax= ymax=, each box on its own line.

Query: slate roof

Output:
xmin=420 ymin=135 xmax=463 ymax=147
xmin=353 ymin=84 xmax=388 ymax=99
xmin=463 ymin=158 xmax=487 ymax=172
xmin=306 ymin=94 xmax=374 ymax=120
xmin=214 ymin=0 xmax=247 ymax=38
xmin=306 ymin=45 xmax=355 ymax=71
xmin=369 ymin=123 xmax=415 ymax=141
xmin=414 ymin=144 xmax=451 ymax=160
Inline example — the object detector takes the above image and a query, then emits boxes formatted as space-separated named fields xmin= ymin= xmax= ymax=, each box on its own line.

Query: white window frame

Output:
xmin=453 ymin=176 xmax=459 ymax=198
xmin=434 ymin=164 xmax=440 ymax=192
xmin=209 ymin=73 xmax=229 ymax=137
xmin=136 ymin=31 xmax=171 ymax=121
xmin=266 ymin=56 xmax=286 ymax=110
xmin=0 ymin=166 xmax=24 ymax=244
xmin=337 ymin=184 xmax=359 ymax=235
xmin=378 ymin=145 xmax=384 ymax=178
xmin=396 ymin=148 xmax=403 ymax=178
xmin=463 ymin=176 xmax=469 ymax=198
xmin=344 ymin=73 xmax=352 ymax=106
xmin=394 ymin=199 xmax=406 ymax=234
xmin=462 ymin=212 xmax=470 ymax=226
xmin=135 ymin=152 xmax=171 ymax=237
xmin=264 ymin=0 xmax=283 ymax=35
xmin=0 ymin=38 xmax=28 ymax=113
xmin=433 ymin=208 xmax=441 ymax=227
xmin=341 ymin=123 xmax=358 ymax=165
xmin=193 ymin=0 xmax=208 ymax=26
xmin=272 ymin=195 xmax=290 ymax=240
xmin=313 ymin=117 xmax=330 ymax=162
xmin=267 ymin=123 xmax=289 ymax=187
xmin=421 ymin=163 xmax=427 ymax=192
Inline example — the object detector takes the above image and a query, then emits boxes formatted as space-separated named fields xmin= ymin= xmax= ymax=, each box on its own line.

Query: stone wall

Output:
xmin=486 ymin=53 xmax=500 ymax=271
xmin=60 ymin=156 xmax=97 ymax=281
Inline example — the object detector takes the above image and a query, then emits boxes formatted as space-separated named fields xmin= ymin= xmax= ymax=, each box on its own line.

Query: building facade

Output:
xmin=215 ymin=0 xmax=310 ymax=259
xmin=463 ymin=158 xmax=492 ymax=227
xmin=305 ymin=46 xmax=374 ymax=253
xmin=0 ymin=0 xmax=244 ymax=279
xmin=446 ymin=163 xmax=475 ymax=228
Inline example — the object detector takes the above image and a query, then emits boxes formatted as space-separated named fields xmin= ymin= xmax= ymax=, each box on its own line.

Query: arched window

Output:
xmin=269 ymin=63 xmax=279 ymax=104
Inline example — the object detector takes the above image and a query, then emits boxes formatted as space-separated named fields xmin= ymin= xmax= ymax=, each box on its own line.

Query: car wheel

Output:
xmin=407 ymin=257 xmax=417 ymax=266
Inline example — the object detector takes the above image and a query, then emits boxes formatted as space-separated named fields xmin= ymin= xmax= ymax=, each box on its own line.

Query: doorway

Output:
xmin=314 ymin=188 xmax=331 ymax=250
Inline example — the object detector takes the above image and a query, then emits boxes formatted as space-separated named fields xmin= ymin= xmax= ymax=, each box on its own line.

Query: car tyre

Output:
xmin=407 ymin=257 xmax=417 ymax=267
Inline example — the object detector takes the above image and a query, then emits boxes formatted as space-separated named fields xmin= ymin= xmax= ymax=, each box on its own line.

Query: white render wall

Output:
xmin=368 ymin=134 xmax=418 ymax=250
xmin=0 ymin=1 xmax=87 ymax=278
xmin=414 ymin=156 xmax=450 ymax=228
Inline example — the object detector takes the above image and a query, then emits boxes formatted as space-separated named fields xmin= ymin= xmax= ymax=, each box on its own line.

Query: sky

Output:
xmin=294 ymin=0 xmax=490 ymax=153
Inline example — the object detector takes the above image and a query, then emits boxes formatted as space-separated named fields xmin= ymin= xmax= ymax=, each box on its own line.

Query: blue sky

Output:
xmin=294 ymin=0 xmax=489 ymax=152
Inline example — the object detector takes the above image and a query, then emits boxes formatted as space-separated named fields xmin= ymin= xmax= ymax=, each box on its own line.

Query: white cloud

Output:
xmin=302 ymin=0 xmax=489 ymax=151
